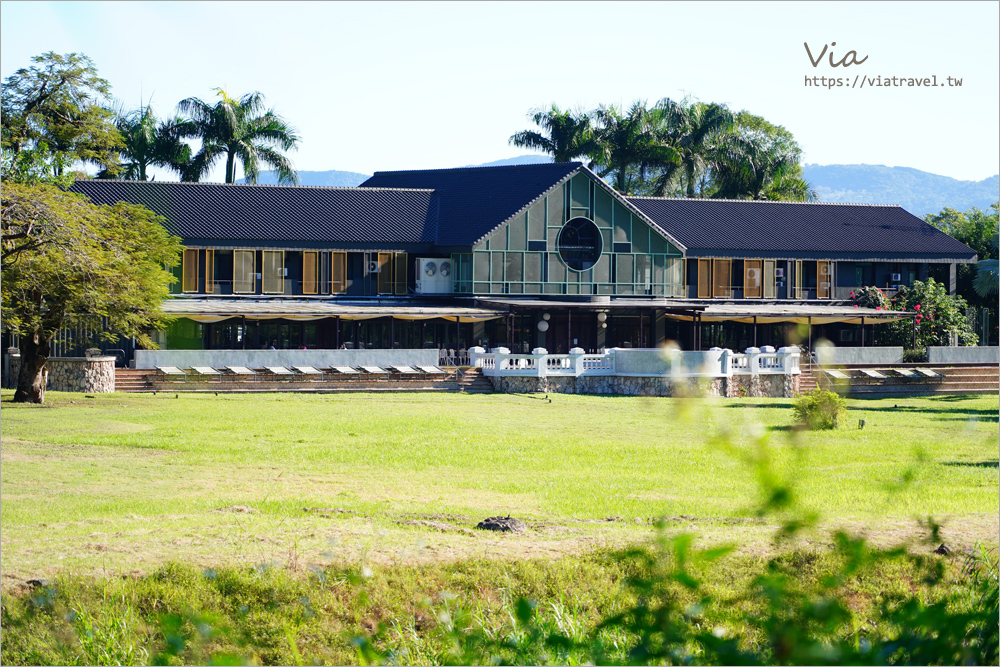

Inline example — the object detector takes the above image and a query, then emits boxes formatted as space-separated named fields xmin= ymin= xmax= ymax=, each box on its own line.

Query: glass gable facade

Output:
xmin=453 ymin=173 xmax=684 ymax=296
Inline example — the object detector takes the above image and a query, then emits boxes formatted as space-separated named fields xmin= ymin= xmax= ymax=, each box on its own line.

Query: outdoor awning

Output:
xmin=162 ymin=298 xmax=505 ymax=323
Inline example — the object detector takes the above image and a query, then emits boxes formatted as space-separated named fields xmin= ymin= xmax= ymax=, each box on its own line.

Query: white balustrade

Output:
xmin=473 ymin=345 xmax=799 ymax=379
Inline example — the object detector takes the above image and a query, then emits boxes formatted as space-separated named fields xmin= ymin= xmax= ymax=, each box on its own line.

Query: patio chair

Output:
xmin=226 ymin=366 xmax=256 ymax=376
xmin=914 ymin=367 xmax=946 ymax=379
xmin=156 ymin=366 xmax=187 ymax=377
xmin=892 ymin=368 xmax=922 ymax=381
xmin=390 ymin=365 xmax=421 ymax=376
xmin=360 ymin=365 xmax=390 ymax=374
xmin=265 ymin=366 xmax=295 ymax=376
xmin=293 ymin=366 xmax=324 ymax=375
xmin=417 ymin=365 xmax=447 ymax=375
xmin=332 ymin=366 xmax=361 ymax=375
xmin=191 ymin=366 xmax=222 ymax=376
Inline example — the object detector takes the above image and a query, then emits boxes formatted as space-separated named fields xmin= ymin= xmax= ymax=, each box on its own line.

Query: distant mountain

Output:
xmin=240 ymin=170 xmax=371 ymax=187
xmin=246 ymin=159 xmax=998 ymax=219
xmin=802 ymin=164 xmax=999 ymax=217
xmin=459 ymin=155 xmax=553 ymax=168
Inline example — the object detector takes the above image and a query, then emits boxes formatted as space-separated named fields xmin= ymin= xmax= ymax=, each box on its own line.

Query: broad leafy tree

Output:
xmin=710 ymin=113 xmax=815 ymax=201
xmin=1 ymin=52 xmax=122 ymax=177
xmin=1 ymin=183 xmax=181 ymax=403
xmin=177 ymin=89 xmax=300 ymax=184
xmin=508 ymin=105 xmax=596 ymax=163
xmin=925 ymin=202 xmax=999 ymax=309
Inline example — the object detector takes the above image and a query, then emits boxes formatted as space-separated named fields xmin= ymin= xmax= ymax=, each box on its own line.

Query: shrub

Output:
xmin=792 ymin=388 xmax=846 ymax=429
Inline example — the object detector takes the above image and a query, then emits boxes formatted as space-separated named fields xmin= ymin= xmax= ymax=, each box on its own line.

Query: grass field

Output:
xmin=2 ymin=390 xmax=996 ymax=585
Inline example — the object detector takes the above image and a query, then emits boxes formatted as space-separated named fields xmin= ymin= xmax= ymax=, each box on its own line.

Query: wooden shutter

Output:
xmin=262 ymin=250 xmax=284 ymax=294
xmin=302 ymin=251 xmax=318 ymax=294
xmin=817 ymin=260 xmax=831 ymax=299
xmin=744 ymin=259 xmax=762 ymax=298
xmin=713 ymin=259 xmax=732 ymax=298
xmin=697 ymin=259 xmax=712 ymax=298
xmin=233 ymin=250 xmax=255 ymax=293
xmin=763 ymin=260 xmax=776 ymax=299
xmin=377 ymin=252 xmax=392 ymax=294
xmin=793 ymin=260 xmax=803 ymax=299
xmin=331 ymin=252 xmax=346 ymax=293
xmin=394 ymin=252 xmax=407 ymax=295
xmin=182 ymin=249 xmax=199 ymax=293
xmin=204 ymin=250 xmax=214 ymax=293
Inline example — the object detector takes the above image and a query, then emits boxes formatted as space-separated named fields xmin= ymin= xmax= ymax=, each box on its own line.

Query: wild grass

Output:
xmin=1 ymin=391 xmax=996 ymax=581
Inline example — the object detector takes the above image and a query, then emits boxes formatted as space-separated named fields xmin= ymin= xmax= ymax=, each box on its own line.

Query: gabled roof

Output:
xmin=359 ymin=162 xmax=582 ymax=246
xmin=628 ymin=197 xmax=977 ymax=261
xmin=69 ymin=180 xmax=439 ymax=246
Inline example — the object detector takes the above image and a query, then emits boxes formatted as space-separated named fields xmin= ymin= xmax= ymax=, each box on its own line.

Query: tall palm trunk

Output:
xmin=225 ymin=151 xmax=236 ymax=183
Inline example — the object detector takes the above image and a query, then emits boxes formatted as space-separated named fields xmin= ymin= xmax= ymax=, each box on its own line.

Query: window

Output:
xmin=763 ymin=260 xmax=776 ymax=299
xmin=302 ymin=251 xmax=318 ymax=294
xmin=713 ymin=259 xmax=732 ymax=298
xmin=793 ymin=260 xmax=804 ymax=299
xmin=394 ymin=252 xmax=407 ymax=295
xmin=233 ymin=250 xmax=255 ymax=293
xmin=817 ymin=260 xmax=831 ymax=299
xmin=744 ymin=259 xmax=762 ymax=298
xmin=262 ymin=250 xmax=284 ymax=294
xmin=557 ymin=217 xmax=602 ymax=271
xmin=182 ymin=249 xmax=199 ymax=293
xmin=331 ymin=251 xmax=346 ymax=293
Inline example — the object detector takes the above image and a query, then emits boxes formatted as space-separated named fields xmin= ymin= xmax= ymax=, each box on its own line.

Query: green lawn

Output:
xmin=1 ymin=391 xmax=997 ymax=582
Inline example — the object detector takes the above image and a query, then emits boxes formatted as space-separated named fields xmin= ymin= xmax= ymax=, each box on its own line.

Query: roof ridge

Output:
xmin=75 ymin=179 xmax=436 ymax=194
xmin=627 ymin=195 xmax=903 ymax=208
xmin=371 ymin=161 xmax=580 ymax=176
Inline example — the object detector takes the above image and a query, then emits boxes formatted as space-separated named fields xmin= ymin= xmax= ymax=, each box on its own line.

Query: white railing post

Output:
xmin=569 ymin=347 xmax=585 ymax=376
xmin=468 ymin=346 xmax=486 ymax=368
xmin=745 ymin=347 xmax=761 ymax=375
xmin=532 ymin=347 xmax=548 ymax=378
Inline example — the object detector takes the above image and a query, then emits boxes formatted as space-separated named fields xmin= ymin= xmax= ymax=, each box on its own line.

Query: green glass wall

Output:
xmin=454 ymin=173 xmax=684 ymax=296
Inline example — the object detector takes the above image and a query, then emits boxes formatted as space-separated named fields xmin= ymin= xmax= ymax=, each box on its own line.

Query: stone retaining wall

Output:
xmin=488 ymin=373 xmax=798 ymax=398
xmin=6 ymin=356 xmax=116 ymax=393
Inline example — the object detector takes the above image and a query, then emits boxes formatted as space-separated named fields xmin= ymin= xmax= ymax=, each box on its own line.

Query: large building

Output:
xmin=67 ymin=162 xmax=977 ymax=361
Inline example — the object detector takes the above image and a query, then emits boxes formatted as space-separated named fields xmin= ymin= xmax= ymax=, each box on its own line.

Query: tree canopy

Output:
xmin=1 ymin=51 xmax=122 ymax=177
xmin=99 ymin=103 xmax=197 ymax=181
xmin=509 ymin=98 xmax=814 ymax=201
xmin=1 ymin=183 xmax=182 ymax=403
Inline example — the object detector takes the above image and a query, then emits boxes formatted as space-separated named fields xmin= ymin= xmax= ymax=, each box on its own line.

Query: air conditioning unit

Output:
xmin=890 ymin=273 xmax=901 ymax=282
xmin=367 ymin=260 xmax=381 ymax=274
xmin=774 ymin=268 xmax=785 ymax=278
xmin=416 ymin=258 xmax=454 ymax=294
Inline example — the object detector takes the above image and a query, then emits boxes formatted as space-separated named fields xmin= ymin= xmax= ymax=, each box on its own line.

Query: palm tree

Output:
xmin=101 ymin=103 xmax=195 ymax=181
xmin=177 ymin=89 xmax=299 ymax=184
xmin=508 ymin=105 xmax=595 ymax=163
xmin=590 ymin=101 xmax=679 ymax=195
xmin=650 ymin=98 xmax=735 ymax=197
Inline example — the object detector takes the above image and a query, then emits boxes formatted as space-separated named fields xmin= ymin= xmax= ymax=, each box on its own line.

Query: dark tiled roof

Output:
xmin=69 ymin=180 xmax=438 ymax=246
xmin=628 ymin=197 xmax=977 ymax=260
xmin=359 ymin=162 xmax=582 ymax=246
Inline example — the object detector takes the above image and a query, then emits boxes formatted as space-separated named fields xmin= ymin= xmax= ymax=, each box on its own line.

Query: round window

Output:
xmin=557 ymin=217 xmax=603 ymax=271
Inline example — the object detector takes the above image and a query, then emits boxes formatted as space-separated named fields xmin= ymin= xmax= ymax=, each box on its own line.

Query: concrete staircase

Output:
xmin=454 ymin=367 xmax=494 ymax=394
xmin=813 ymin=364 xmax=998 ymax=397
xmin=114 ymin=367 xmax=494 ymax=394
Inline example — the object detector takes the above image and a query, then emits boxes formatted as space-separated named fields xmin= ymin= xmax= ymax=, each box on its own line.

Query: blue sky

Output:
xmin=2 ymin=1 xmax=998 ymax=183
